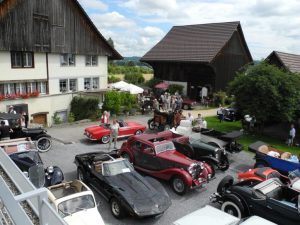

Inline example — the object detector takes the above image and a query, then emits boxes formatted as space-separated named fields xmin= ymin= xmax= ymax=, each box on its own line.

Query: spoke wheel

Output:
xmin=36 ymin=136 xmax=52 ymax=153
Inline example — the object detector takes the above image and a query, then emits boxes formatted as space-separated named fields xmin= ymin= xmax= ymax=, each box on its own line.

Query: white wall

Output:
xmin=47 ymin=54 xmax=108 ymax=94
xmin=0 ymin=51 xmax=47 ymax=80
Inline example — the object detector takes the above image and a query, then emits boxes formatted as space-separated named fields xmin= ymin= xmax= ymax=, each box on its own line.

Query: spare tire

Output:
xmin=217 ymin=175 xmax=234 ymax=193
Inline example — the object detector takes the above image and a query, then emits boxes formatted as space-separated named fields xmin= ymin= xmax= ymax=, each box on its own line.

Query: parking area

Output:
xmin=41 ymin=113 xmax=255 ymax=225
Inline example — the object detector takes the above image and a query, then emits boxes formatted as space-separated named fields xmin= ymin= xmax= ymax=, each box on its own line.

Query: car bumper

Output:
xmin=84 ymin=133 xmax=97 ymax=141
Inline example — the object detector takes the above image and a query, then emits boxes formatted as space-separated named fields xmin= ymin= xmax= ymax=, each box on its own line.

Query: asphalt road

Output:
xmin=41 ymin=114 xmax=255 ymax=225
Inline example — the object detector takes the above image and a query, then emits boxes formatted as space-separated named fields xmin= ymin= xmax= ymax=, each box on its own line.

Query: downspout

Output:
xmin=46 ymin=52 xmax=49 ymax=94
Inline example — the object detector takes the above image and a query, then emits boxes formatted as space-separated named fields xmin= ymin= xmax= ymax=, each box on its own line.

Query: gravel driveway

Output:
xmin=41 ymin=112 xmax=255 ymax=225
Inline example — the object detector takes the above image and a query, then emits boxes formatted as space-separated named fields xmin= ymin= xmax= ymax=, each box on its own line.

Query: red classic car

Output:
xmin=84 ymin=120 xmax=146 ymax=144
xmin=118 ymin=132 xmax=214 ymax=195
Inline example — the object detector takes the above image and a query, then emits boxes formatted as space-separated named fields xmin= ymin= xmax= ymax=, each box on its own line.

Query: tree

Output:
xmin=107 ymin=37 xmax=114 ymax=48
xmin=228 ymin=62 xmax=300 ymax=128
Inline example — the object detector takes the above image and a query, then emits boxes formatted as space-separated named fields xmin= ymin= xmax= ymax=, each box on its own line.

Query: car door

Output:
xmin=118 ymin=122 xmax=132 ymax=137
xmin=139 ymin=143 xmax=161 ymax=171
xmin=265 ymin=198 xmax=300 ymax=225
xmin=131 ymin=141 xmax=144 ymax=166
xmin=89 ymin=165 xmax=112 ymax=200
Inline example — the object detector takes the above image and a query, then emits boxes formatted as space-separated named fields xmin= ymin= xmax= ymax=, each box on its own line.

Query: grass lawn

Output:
xmin=206 ymin=116 xmax=300 ymax=155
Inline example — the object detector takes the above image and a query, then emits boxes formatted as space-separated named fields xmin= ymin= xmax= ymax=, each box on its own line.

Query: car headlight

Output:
xmin=47 ymin=166 xmax=54 ymax=174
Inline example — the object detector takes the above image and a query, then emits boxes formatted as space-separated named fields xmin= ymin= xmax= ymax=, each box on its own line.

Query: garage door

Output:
xmin=32 ymin=114 xmax=47 ymax=125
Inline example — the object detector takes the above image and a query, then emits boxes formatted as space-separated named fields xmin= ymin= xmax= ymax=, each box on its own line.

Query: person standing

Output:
xmin=22 ymin=111 xmax=29 ymax=128
xmin=217 ymin=105 xmax=224 ymax=122
xmin=186 ymin=112 xmax=194 ymax=123
xmin=101 ymin=111 xmax=109 ymax=124
xmin=0 ymin=121 xmax=13 ymax=140
xmin=8 ymin=105 xmax=16 ymax=114
xmin=288 ymin=124 xmax=296 ymax=146
xmin=108 ymin=119 xmax=119 ymax=149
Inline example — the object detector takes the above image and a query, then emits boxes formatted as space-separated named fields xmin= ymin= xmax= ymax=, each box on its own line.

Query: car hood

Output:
xmin=158 ymin=150 xmax=195 ymax=167
xmin=106 ymin=172 xmax=171 ymax=216
xmin=85 ymin=125 xmax=106 ymax=133
xmin=64 ymin=208 xmax=104 ymax=225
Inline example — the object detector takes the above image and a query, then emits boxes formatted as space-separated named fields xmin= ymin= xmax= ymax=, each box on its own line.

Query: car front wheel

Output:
xmin=110 ymin=198 xmax=126 ymax=219
xmin=221 ymin=200 xmax=244 ymax=219
xmin=101 ymin=135 xmax=110 ymax=144
xmin=217 ymin=175 xmax=234 ymax=194
xmin=36 ymin=136 xmax=52 ymax=153
xmin=171 ymin=176 xmax=187 ymax=195
xmin=135 ymin=130 xmax=142 ymax=135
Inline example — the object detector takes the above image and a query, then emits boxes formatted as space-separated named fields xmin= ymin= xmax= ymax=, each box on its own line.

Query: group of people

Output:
xmin=186 ymin=112 xmax=207 ymax=129
xmin=152 ymin=91 xmax=183 ymax=112
xmin=0 ymin=106 xmax=29 ymax=141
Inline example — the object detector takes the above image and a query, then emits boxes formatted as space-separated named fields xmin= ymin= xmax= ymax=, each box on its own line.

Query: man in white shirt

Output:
xmin=187 ymin=112 xmax=194 ymax=123
xmin=108 ymin=119 xmax=119 ymax=149
xmin=288 ymin=124 xmax=296 ymax=146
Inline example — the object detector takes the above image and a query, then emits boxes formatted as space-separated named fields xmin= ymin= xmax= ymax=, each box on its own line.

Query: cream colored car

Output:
xmin=47 ymin=180 xmax=104 ymax=225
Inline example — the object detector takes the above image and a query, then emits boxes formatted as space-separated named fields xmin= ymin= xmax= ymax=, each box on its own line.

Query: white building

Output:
xmin=0 ymin=0 xmax=122 ymax=126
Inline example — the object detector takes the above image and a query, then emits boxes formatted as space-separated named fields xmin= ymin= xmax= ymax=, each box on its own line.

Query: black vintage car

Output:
xmin=193 ymin=128 xmax=243 ymax=153
xmin=74 ymin=151 xmax=171 ymax=219
xmin=172 ymin=134 xmax=229 ymax=171
xmin=0 ymin=112 xmax=52 ymax=152
xmin=1 ymin=140 xmax=63 ymax=187
xmin=211 ymin=175 xmax=300 ymax=225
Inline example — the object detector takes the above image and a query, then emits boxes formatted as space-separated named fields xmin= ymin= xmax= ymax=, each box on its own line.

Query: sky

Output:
xmin=78 ymin=0 xmax=300 ymax=60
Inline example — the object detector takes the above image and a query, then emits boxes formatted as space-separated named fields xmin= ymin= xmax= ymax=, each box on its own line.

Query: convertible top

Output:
xmin=0 ymin=112 xmax=21 ymax=120
xmin=220 ymin=130 xmax=243 ymax=140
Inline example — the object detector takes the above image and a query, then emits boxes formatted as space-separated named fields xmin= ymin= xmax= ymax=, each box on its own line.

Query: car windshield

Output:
xmin=12 ymin=151 xmax=43 ymax=165
xmin=102 ymin=159 xmax=134 ymax=176
xmin=58 ymin=195 xmax=95 ymax=218
xmin=155 ymin=142 xmax=175 ymax=154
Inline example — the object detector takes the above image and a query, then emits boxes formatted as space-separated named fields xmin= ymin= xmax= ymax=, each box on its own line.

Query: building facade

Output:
xmin=0 ymin=0 xmax=122 ymax=125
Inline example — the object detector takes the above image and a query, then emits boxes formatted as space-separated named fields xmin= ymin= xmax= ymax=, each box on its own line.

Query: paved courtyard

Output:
xmin=40 ymin=111 xmax=255 ymax=225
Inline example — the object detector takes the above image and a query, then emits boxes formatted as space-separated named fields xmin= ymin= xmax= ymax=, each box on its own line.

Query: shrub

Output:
xmin=145 ymin=77 xmax=162 ymax=88
xmin=124 ymin=71 xmax=145 ymax=84
xmin=213 ymin=91 xmax=227 ymax=106
xmin=68 ymin=112 xmax=75 ymax=123
xmin=108 ymin=75 xmax=121 ymax=83
xmin=70 ymin=96 xmax=99 ymax=120
xmin=52 ymin=112 xmax=62 ymax=124
xmin=168 ymin=84 xmax=184 ymax=95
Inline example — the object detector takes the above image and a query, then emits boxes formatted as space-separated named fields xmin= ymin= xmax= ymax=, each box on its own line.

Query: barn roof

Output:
xmin=266 ymin=51 xmax=300 ymax=73
xmin=141 ymin=21 xmax=252 ymax=63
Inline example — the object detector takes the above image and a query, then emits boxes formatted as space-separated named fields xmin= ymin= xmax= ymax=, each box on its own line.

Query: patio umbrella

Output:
xmin=120 ymin=84 xmax=144 ymax=94
xmin=111 ymin=81 xmax=129 ymax=89
xmin=155 ymin=82 xmax=169 ymax=90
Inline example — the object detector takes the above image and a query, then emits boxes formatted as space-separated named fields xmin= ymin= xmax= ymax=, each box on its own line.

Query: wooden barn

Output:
xmin=141 ymin=21 xmax=252 ymax=99
xmin=265 ymin=51 xmax=300 ymax=74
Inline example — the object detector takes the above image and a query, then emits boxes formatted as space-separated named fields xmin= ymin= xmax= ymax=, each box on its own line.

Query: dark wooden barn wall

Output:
xmin=0 ymin=0 xmax=113 ymax=55
xmin=212 ymin=31 xmax=250 ymax=90
xmin=266 ymin=53 xmax=284 ymax=70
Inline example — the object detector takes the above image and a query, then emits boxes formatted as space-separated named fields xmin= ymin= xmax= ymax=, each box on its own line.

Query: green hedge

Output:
xmin=108 ymin=75 xmax=121 ymax=83
xmin=103 ymin=91 xmax=138 ymax=115
xmin=70 ymin=97 xmax=99 ymax=121
xmin=124 ymin=72 xmax=145 ymax=84
xmin=168 ymin=84 xmax=183 ymax=95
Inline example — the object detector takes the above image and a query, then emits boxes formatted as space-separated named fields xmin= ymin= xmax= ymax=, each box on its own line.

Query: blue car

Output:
xmin=249 ymin=141 xmax=300 ymax=174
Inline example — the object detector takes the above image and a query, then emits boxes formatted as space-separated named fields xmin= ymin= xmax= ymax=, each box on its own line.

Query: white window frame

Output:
xmin=85 ymin=55 xmax=98 ymax=66
xmin=92 ymin=77 xmax=99 ymax=89
xmin=38 ymin=82 xmax=47 ymax=94
xmin=27 ymin=82 xmax=37 ymax=93
xmin=69 ymin=79 xmax=77 ymax=92
xmin=60 ymin=54 xmax=76 ymax=66
xmin=59 ymin=79 xmax=68 ymax=92
xmin=23 ymin=52 xmax=33 ymax=68
xmin=11 ymin=52 xmax=33 ymax=68
xmin=16 ymin=83 xmax=26 ymax=94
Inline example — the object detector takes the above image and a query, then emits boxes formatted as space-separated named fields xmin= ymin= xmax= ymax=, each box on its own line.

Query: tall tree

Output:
xmin=228 ymin=62 xmax=300 ymax=127
xmin=107 ymin=37 xmax=114 ymax=48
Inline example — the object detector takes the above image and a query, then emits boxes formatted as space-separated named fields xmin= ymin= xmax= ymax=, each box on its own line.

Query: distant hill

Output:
xmin=112 ymin=57 xmax=152 ymax=68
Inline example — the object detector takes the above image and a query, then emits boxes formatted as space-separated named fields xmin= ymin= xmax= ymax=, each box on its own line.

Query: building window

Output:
xmin=4 ymin=83 xmax=15 ymax=95
xmin=59 ymin=79 xmax=68 ymax=92
xmin=38 ymin=82 xmax=47 ymax=94
xmin=60 ymin=54 xmax=75 ymax=66
xmin=92 ymin=77 xmax=99 ymax=89
xmin=11 ymin=52 xmax=34 ymax=68
xmin=84 ymin=78 xmax=91 ymax=90
xmin=27 ymin=82 xmax=37 ymax=93
xmin=85 ymin=55 xmax=98 ymax=66
xmin=16 ymin=83 xmax=26 ymax=94
xmin=69 ymin=79 xmax=77 ymax=92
